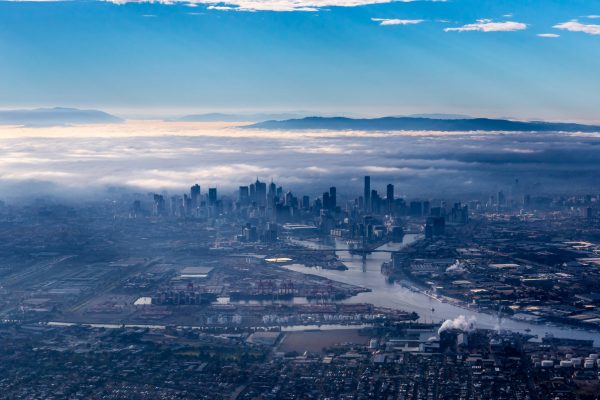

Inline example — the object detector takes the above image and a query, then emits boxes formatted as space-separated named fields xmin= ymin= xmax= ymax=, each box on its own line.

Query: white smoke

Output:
xmin=445 ymin=260 xmax=465 ymax=274
xmin=438 ymin=315 xmax=476 ymax=334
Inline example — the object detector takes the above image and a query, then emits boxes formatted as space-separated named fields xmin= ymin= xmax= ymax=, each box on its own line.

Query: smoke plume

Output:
xmin=438 ymin=315 xmax=476 ymax=334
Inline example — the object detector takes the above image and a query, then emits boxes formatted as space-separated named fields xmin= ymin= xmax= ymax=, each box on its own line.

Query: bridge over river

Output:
xmin=285 ymin=235 xmax=600 ymax=346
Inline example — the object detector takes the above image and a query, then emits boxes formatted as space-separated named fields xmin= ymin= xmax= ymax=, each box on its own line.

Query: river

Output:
xmin=284 ymin=234 xmax=600 ymax=345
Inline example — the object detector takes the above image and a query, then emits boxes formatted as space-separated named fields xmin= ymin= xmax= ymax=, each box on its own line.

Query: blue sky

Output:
xmin=0 ymin=0 xmax=599 ymax=121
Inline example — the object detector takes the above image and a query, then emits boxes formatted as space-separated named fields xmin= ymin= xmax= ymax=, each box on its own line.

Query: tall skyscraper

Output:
xmin=329 ymin=186 xmax=336 ymax=211
xmin=285 ymin=191 xmax=294 ymax=207
xmin=239 ymin=186 xmax=249 ymax=205
xmin=322 ymin=192 xmax=330 ymax=211
xmin=498 ymin=191 xmax=506 ymax=206
xmin=190 ymin=184 xmax=201 ymax=207
xmin=132 ymin=200 xmax=142 ymax=217
xmin=208 ymin=188 xmax=217 ymax=206
xmin=371 ymin=189 xmax=379 ymax=213
xmin=386 ymin=184 xmax=394 ymax=212
xmin=268 ymin=181 xmax=277 ymax=207
xmin=153 ymin=194 xmax=166 ymax=216
xmin=255 ymin=179 xmax=267 ymax=207
xmin=364 ymin=176 xmax=371 ymax=212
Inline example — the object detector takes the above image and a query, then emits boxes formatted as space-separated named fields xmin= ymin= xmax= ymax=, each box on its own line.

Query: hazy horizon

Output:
xmin=1 ymin=0 xmax=599 ymax=122
xmin=1 ymin=120 xmax=599 ymax=202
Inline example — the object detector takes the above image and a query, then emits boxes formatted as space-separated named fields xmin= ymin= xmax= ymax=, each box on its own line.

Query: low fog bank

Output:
xmin=1 ymin=124 xmax=599 ymax=203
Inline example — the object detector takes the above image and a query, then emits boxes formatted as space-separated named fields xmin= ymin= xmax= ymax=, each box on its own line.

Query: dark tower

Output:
xmin=364 ymin=176 xmax=371 ymax=212
xmin=190 ymin=184 xmax=201 ymax=207
xmin=239 ymin=186 xmax=249 ymax=205
xmin=386 ymin=184 xmax=394 ymax=212
xmin=208 ymin=188 xmax=217 ymax=206
xmin=255 ymin=179 xmax=267 ymax=207
xmin=329 ymin=186 xmax=337 ymax=211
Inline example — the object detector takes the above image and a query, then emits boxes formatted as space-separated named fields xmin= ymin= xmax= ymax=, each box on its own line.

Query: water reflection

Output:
xmin=286 ymin=235 xmax=600 ymax=345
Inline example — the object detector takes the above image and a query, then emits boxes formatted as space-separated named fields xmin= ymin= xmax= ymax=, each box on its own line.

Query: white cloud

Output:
xmin=371 ymin=18 xmax=424 ymax=26
xmin=584 ymin=15 xmax=600 ymax=19
xmin=304 ymin=166 xmax=329 ymax=173
xmin=207 ymin=5 xmax=235 ymax=9
xmin=101 ymin=0 xmax=445 ymax=12
xmin=1 ymin=121 xmax=599 ymax=200
xmin=537 ymin=33 xmax=559 ymax=38
xmin=445 ymin=19 xmax=527 ymax=33
xmin=553 ymin=20 xmax=600 ymax=35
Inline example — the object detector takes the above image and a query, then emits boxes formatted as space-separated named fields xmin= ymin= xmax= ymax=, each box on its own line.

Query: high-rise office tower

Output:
xmin=153 ymin=194 xmax=166 ymax=216
xmin=302 ymin=195 xmax=310 ymax=209
xmin=498 ymin=191 xmax=506 ymax=206
xmin=285 ymin=191 xmax=293 ymax=207
xmin=208 ymin=188 xmax=217 ymax=206
xmin=371 ymin=189 xmax=379 ymax=213
xmin=239 ymin=186 xmax=249 ymax=205
xmin=322 ymin=192 xmax=330 ymax=211
xmin=169 ymin=195 xmax=181 ymax=216
xmin=132 ymin=200 xmax=142 ymax=216
xmin=190 ymin=184 xmax=201 ymax=207
xmin=183 ymin=194 xmax=192 ymax=213
xmin=329 ymin=186 xmax=336 ymax=211
xmin=386 ymin=184 xmax=394 ymax=212
xmin=268 ymin=181 xmax=276 ymax=207
xmin=364 ymin=176 xmax=371 ymax=212
xmin=255 ymin=179 xmax=267 ymax=207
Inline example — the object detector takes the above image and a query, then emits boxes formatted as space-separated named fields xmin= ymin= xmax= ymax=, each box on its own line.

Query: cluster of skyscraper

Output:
xmin=131 ymin=176 xmax=472 ymax=247
xmin=139 ymin=175 xmax=468 ymax=223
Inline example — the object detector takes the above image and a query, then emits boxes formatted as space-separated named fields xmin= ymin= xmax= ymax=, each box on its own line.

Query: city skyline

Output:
xmin=2 ymin=1 xmax=600 ymax=398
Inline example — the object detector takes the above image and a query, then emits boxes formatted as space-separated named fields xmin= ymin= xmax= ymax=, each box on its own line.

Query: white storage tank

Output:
xmin=584 ymin=360 xmax=595 ymax=369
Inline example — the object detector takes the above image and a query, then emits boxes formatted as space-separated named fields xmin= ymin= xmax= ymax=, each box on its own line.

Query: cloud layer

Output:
xmin=445 ymin=19 xmax=527 ymax=32
xmin=554 ymin=20 xmax=600 ymax=35
xmin=1 ymin=121 xmax=600 ymax=201
xmin=106 ymin=0 xmax=444 ymax=12
xmin=371 ymin=18 xmax=424 ymax=26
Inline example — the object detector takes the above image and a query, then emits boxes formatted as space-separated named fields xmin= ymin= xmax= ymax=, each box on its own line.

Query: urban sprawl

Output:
xmin=1 ymin=176 xmax=600 ymax=399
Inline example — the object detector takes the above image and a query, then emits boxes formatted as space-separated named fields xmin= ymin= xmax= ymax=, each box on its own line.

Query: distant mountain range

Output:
xmin=0 ymin=107 xmax=123 ymax=127
xmin=176 ymin=112 xmax=304 ymax=123
xmin=248 ymin=116 xmax=600 ymax=133
xmin=402 ymin=113 xmax=473 ymax=120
